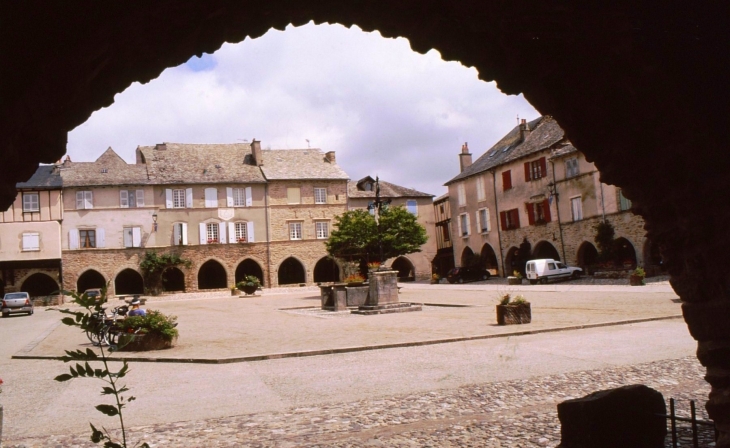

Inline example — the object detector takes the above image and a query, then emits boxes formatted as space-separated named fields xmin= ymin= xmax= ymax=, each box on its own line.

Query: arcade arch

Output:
xmin=391 ymin=257 xmax=415 ymax=281
xmin=235 ymin=259 xmax=265 ymax=286
xmin=198 ymin=259 xmax=227 ymax=290
xmin=162 ymin=267 xmax=186 ymax=292
xmin=313 ymin=257 xmax=339 ymax=283
xmin=278 ymin=257 xmax=306 ymax=285
xmin=77 ymin=270 xmax=106 ymax=294
xmin=21 ymin=273 xmax=58 ymax=297
xmin=532 ymin=241 xmax=560 ymax=261
xmin=114 ymin=269 xmax=144 ymax=295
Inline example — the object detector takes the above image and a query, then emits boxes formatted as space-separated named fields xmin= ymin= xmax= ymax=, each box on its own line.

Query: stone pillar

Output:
xmin=366 ymin=269 xmax=399 ymax=306
xmin=332 ymin=284 xmax=347 ymax=311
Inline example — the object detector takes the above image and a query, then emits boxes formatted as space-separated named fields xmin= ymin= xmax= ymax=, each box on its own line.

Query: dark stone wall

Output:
xmin=3 ymin=2 xmax=729 ymax=444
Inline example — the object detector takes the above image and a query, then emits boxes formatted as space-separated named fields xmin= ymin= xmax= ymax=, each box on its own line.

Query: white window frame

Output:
xmin=457 ymin=184 xmax=466 ymax=206
xmin=172 ymin=189 xmax=186 ymax=208
xmin=173 ymin=223 xmax=188 ymax=246
xmin=477 ymin=208 xmax=491 ymax=233
xmin=476 ymin=176 xmax=486 ymax=202
xmin=120 ymin=189 xmax=145 ymax=208
xmin=566 ymin=157 xmax=580 ymax=178
xmin=123 ymin=227 xmax=142 ymax=248
xmin=206 ymin=223 xmax=219 ymax=243
xmin=234 ymin=222 xmax=248 ymax=242
xmin=458 ymin=213 xmax=470 ymax=237
xmin=22 ymin=193 xmax=40 ymax=212
xmin=406 ymin=200 xmax=418 ymax=215
xmin=570 ymin=196 xmax=583 ymax=221
xmin=22 ymin=232 xmax=40 ymax=251
xmin=232 ymin=188 xmax=246 ymax=207
xmin=76 ymin=191 xmax=93 ymax=209
xmin=314 ymin=187 xmax=327 ymax=204
xmin=289 ymin=222 xmax=303 ymax=240
xmin=315 ymin=221 xmax=329 ymax=239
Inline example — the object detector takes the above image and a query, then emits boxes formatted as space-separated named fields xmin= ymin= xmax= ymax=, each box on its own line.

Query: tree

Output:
xmin=593 ymin=220 xmax=616 ymax=263
xmin=139 ymin=252 xmax=191 ymax=295
xmin=326 ymin=206 xmax=428 ymax=263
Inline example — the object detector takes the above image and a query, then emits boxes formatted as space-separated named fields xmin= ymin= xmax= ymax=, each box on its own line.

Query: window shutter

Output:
xmin=76 ymin=191 xmax=84 ymax=209
xmin=245 ymin=187 xmax=252 ymax=207
xmin=97 ymin=228 xmax=105 ymax=248
xmin=247 ymin=221 xmax=255 ymax=242
xmin=218 ymin=222 xmax=226 ymax=244
xmin=181 ymin=223 xmax=188 ymax=245
xmin=186 ymin=188 xmax=193 ymax=208
xmin=543 ymin=198 xmax=552 ymax=222
xmin=475 ymin=210 xmax=481 ymax=233
xmin=69 ymin=230 xmax=79 ymax=249
xmin=120 ymin=190 xmax=129 ymax=208
xmin=502 ymin=171 xmax=512 ymax=190
xmin=466 ymin=214 xmax=471 ymax=235
xmin=166 ymin=189 xmax=173 ymax=208
xmin=500 ymin=211 xmax=507 ymax=230
xmin=457 ymin=215 xmax=463 ymax=236
xmin=228 ymin=222 xmax=236 ymax=243
xmin=136 ymin=190 xmax=144 ymax=207
xmin=524 ymin=162 xmax=531 ymax=182
xmin=132 ymin=227 xmax=141 ymax=247
xmin=199 ymin=223 xmax=207 ymax=244
xmin=485 ymin=208 xmax=491 ymax=232
xmin=540 ymin=157 xmax=547 ymax=178
xmin=205 ymin=188 xmax=217 ymax=208
xmin=526 ymin=203 xmax=535 ymax=225
xmin=226 ymin=188 xmax=234 ymax=207
xmin=23 ymin=233 xmax=39 ymax=250
xmin=173 ymin=223 xmax=181 ymax=245
xmin=85 ymin=191 xmax=93 ymax=209
xmin=512 ymin=209 xmax=521 ymax=228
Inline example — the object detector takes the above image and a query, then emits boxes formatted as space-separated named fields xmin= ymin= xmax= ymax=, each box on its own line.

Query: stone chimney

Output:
xmin=459 ymin=142 xmax=472 ymax=172
xmin=325 ymin=151 xmax=336 ymax=163
xmin=155 ymin=143 xmax=167 ymax=151
xmin=250 ymin=139 xmax=263 ymax=166
xmin=519 ymin=119 xmax=530 ymax=141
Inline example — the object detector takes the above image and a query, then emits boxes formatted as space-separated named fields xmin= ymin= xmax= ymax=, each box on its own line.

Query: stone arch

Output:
xmin=480 ymin=243 xmax=499 ymax=274
xmin=162 ymin=267 xmax=186 ymax=292
xmin=460 ymin=246 xmax=476 ymax=267
xmin=278 ymin=257 xmax=306 ymax=285
xmin=313 ymin=257 xmax=340 ymax=283
xmin=114 ymin=268 xmax=144 ymax=295
xmin=21 ymin=273 xmax=59 ymax=297
xmin=504 ymin=246 xmax=519 ymax=277
xmin=391 ymin=256 xmax=415 ymax=281
xmin=614 ymin=237 xmax=637 ymax=268
xmin=77 ymin=270 xmax=106 ymax=294
xmin=577 ymin=241 xmax=599 ymax=269
xmin=235 ymin=259 xmax=265 ymax=286
xmin=198 ymin=259 xmax=228 ymax=290
xmin=533 ymin=241 xmax=560 ymax=261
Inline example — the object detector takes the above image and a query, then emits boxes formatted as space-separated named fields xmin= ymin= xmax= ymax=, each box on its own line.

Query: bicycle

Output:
xmin=84 ymin=305 xmax=129 ymax=346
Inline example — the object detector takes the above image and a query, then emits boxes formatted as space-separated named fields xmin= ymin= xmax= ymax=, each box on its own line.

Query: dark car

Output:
xmin=446 ymin=267 xmax=491 ymax=284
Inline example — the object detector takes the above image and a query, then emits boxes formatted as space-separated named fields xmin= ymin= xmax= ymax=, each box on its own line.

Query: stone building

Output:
xmin=347 ymin=176 xmax=436 ymax=281
xmin=432 ymin=193 xmax=455 ymax=278
xmin=444 ymin=116 xmax=651 ymax=277
xmin=0 ymin=165 xmax=63 ymax=297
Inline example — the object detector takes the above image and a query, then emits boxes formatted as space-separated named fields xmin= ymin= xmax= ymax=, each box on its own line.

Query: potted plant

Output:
xmin=237 ymin=275 xmax=261 ymax=295
xmin=230 ymin=284 xmax=238 ymax=296
xmin=116 ymin=310 xmax=179 ymax=351
xmin=367 ymin=261 xmax=381 ymax=271
xmin=344 ymin=273 xmax=365 ymax=286
xmin=431 ymin=273 xmax=440 ymax=284
xmin=237 ymin=237 xmax=247 ymax=243
xmin=629 ymin=266 xmax=646 ymax=286
xmin=508 ymin=270 xmax=524 ymax=285
xmin=496 ymin=293 xmax=532 ymax=325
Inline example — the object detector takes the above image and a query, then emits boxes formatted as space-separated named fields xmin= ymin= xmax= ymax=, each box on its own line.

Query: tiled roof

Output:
xmin=445 ymin=116 xmax=566 ymax=185
xmin=550 ymin=143 xmax=579 ymax=159
xmin=138 ymin=143 xmax=267 ymax=185
xmin=60 ymin=148 xmax=149 ymax=187
xmin=16 ymin=165 xmax=62 ymax=189
xmin=348 ymin=176 xmax=433 ymax=199
xmin=260 ymin=149 xmax=349 ymax=180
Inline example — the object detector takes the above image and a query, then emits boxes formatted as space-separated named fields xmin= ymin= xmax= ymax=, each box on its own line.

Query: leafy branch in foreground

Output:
xmin=54 ymin=286 xmax=149 ymax=448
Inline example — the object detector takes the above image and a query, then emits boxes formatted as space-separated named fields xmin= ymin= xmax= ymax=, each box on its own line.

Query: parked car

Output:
xmin=1 ymin=292 xmax=34 ymax=317
xmin=525 ymin=259 xmax=582 ymax=284
xmin=446 ymin=266 xmax=491 ymax=284
xmin=84 ymin=288 xmax=103 ymax=300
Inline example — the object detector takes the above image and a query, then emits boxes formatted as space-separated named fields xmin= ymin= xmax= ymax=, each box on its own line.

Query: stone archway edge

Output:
xmin=13 ymin=314 xmax=682 ymax=364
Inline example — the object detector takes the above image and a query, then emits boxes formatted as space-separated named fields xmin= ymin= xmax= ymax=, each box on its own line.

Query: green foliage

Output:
xmin=497 ymin=292 xmax=528 ymax=305
xmin=326 ymin=206 xmax=428 ymax=263
xmin=139 ymin=251 xmax=191 ymax=295
xmin=236 ymin=275 xmax=262 ymax=290
xmin=54 ymin=287 xmax=149 ymax=448
xmin=118 ymin=310 xmax=178 ymax=342
xmin=633 ymin=266 xmax=646 ymax=277
xmin=498 ymin=293 xmax=511 ymax=305
xmin=593 ymin=220 xmax=616 ymax=262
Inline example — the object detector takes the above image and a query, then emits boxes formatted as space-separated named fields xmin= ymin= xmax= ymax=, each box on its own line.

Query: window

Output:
xmin=476 ymin=177 xmax=486 ymax=202
xmin=172 ymin=189 xmax=186 ymax=208
xmin=22 ymin=193 xmax=39 ymax=212
xmin=314 ymin=188 xmax=327 ymax=204
xmin=500 ymin=209 xmax=520 ymax=230
xmin=22 ymin=232 xmax=39 ymax=251
xmin=289 ymin=222 xmax=302 ymax=240
xmin=315 ymin=221 xmax=329 ymax=239
xmin=459 ymin=213 xmax=470 ymax=237
xmin=204 ymin=188 xmax=218 ymax=208
xmin=80 ymin=229 xmax=96 ymax=248
xmin=457 ymin=184 xmax=466 ymax=206
xmin=234 ymin=222 xmax=248 ymax=242
xmin=526 ymin=199 xmax=552 ymax=225
xmin=502 ymin=170 xmax=512 ymax=191
xmin=233 ymin=188 xmax=245 ymax=206
xmin=206 ymin=223 xmax=219 ymax=243
xmin=406 ymin=200 xmax=418 ymax=215
xmin=172 ymin=223 xmax=188 ymax=245
xmin=618 ymin=189 xmax=632 ymax=211
xmin=571 ymin=196 xmax=583 ymax=221
xmin=524 ymin=157 xmax=547 ymax=181
xmin=566 ymin=157 xmax=579 ymax=178
xmin=477 ymin=208 xmax=490 ymax=233
xmin=76 ymin=191 xmax=93 ymax=209
xmin=123 ymin=227 xmax=142 ymax=248
xmin=120 ymin=190 xmax=144 ymax=208
xmin=287 ymin=187 xmax=301 ymax=204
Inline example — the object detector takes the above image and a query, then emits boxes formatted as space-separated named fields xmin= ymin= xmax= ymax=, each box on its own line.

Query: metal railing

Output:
xmin=659 ymin=398 xmax=717 ymax=448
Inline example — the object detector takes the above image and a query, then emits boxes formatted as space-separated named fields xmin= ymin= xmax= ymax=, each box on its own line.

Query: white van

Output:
xmin=525 ymin=259 xmax=582 ymax=284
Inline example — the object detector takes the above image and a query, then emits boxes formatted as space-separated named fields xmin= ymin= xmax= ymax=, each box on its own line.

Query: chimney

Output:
xmin=519 ymin=119 xmax=530 ymax=141
xmin=459 ymin=142 xmax=472 ymax=172
xmin=155 ymin=143 xmax=167 ymax=151
xmin=325 ymin=151 xmax=336 ymax=163
xmin=250 ymin=139 xmax=263 ymax=166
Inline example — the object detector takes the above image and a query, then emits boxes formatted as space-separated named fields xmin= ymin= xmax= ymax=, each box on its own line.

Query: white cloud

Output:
xmin=67 ymin=22 xmax=538 ymax=197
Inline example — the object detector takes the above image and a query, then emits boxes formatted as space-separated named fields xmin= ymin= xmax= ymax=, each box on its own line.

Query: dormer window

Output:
xmin=101 ymin=168 xmax=108 ymax=174
xmin=364 ymin=182 xmax=372 ymax=191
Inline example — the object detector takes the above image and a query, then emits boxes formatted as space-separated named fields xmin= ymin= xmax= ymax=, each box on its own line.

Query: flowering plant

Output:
xmin=207 ymin=238 xmax=218 ymax=244
xmin=0 ymin=377 xmax=4 ymax=394
xmin=367 ymin=262 xmax=381 ymax=270
xmin=344 ymin=274 xmax=365 ymax=283
xmin=237 ymin=237 xmax=247 ymax=243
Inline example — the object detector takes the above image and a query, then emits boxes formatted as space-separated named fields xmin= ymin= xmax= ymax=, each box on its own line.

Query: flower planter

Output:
xmin=231 ymin=289 xmax=238 ymax=296
xmin=508 ymin=276 xmax=523 ymax=285
xmin=629 ymin=274 xmax=645 ymax=286
xmin=118 ymin=333 xmax=177 ymax=351
xmin=496 ymin=303 xmax=532 ymax=325
xmin=241 ymin=284 xmax=258 ymax=295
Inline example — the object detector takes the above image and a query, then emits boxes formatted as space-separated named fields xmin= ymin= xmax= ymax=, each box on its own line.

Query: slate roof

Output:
xmin=260 ymin=149 xmax=349 ymax=181
xmin=16 ymin=165 xmax=62 ymax=189
xmin=445 ymin=116 xmax=566 ymax=185
xmin=137 ymin=143 xmax=267 ymax=185
xmin=348 ymin=176 xmax=433 ymax=199
xmin=60 ymin=148 xmax=149 ymax=187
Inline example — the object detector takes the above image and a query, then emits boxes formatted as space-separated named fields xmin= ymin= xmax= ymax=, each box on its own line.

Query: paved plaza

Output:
xmin=0 ymin=282 xmax=711 ymax=447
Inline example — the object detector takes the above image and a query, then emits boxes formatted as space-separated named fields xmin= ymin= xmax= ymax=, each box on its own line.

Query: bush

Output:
xmin=118 ymin=310 xmax=178 ymax=342
xmin=236 ymin=275 xmax=261 ymax=290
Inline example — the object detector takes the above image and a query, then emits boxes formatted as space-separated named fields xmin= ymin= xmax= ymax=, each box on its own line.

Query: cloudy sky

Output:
xmin=67 ymin=22 xmax=538 ymax=198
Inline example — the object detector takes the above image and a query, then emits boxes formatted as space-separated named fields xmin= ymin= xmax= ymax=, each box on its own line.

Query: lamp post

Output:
xmin=152 ymin=212 xmax=158 ymax=232
xmin=367 ymin=176 xmax=391 ymax=265
xmin=547 ymin=180 xmax=567 ymax=262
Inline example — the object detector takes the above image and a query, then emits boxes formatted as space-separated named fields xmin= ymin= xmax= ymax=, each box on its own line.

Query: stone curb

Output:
xmin=12 ymin=314 xmax=683 ymax=364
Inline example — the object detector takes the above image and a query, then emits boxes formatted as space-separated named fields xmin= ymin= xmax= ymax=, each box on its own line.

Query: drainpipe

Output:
xmin=599 ymin=181 xmax=606 ymax=222
xmin=264 ymin=183 xmax=272 ymax=288
xmin=490 ymin=170 xmax=506 ymax=277
xmin=550 ymin=161 xmax=567 ymax=262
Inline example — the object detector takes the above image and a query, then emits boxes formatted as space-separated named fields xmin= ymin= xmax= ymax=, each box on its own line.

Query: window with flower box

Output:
xmin=235 ymin=222 xmax=247 ymax=242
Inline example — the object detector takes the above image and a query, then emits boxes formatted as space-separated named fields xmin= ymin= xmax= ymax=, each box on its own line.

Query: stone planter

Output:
xmin=629 ymin=274 xmax=645 ymax=286
xmin=231 ymin=289 xmax=238 ymax=296
xmin=119 ymin=333 xmax=177 ymax=351
xmin=496 ymin=303 xmax=532 ymax=325
xmin=507 ymin=276 xmax=523 ymax=285
xmin=240 ymin=284 xmax=258 ymax=295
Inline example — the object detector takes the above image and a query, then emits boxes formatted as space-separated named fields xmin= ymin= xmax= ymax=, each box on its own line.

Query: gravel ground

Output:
xmin=5 ymin=354 xmax=712 ymax=448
